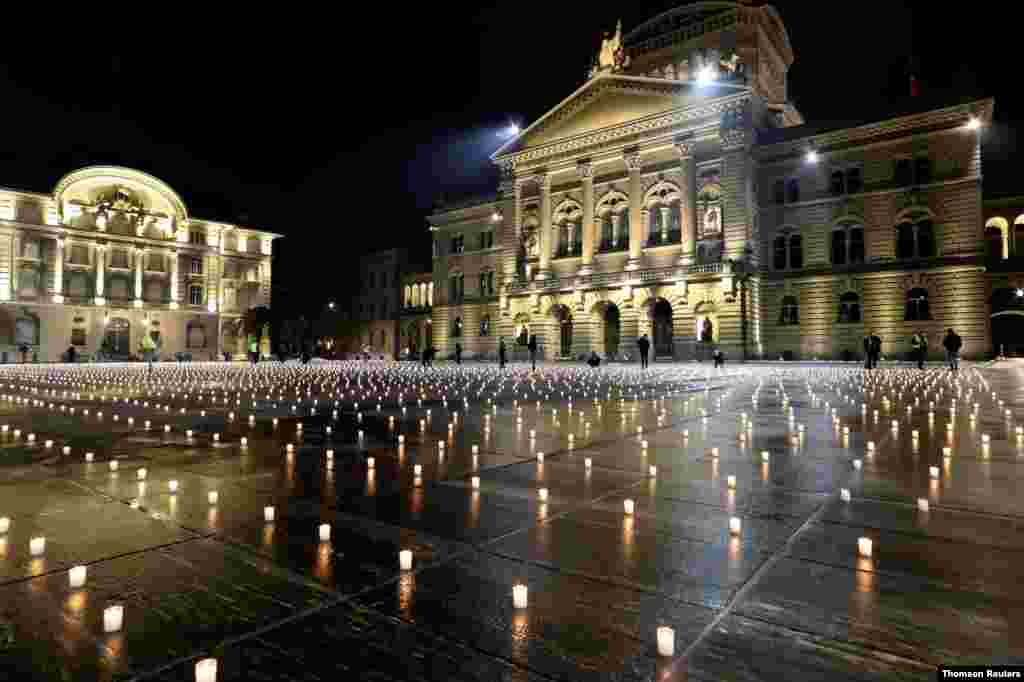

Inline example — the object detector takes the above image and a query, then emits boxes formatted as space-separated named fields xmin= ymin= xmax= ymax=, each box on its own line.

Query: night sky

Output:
xmin=0 ymin=2 xmax=1017 ymax=313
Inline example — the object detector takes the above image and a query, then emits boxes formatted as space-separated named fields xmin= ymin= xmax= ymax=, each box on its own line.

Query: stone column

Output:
xmin=134 ymin=247 xmax=145 ymax=307
xmin=625 ymin=150 xmax=644 ymax=270
xmin=53 ymin=237 xmax=64 ymax=303
xmin=169 ymin=249 xmax=180 ymax=309
xmin=94 ymin=244 xmax=106 ymax=305
xmin=578 ymin=160 xmax=595 ymax=275
xmin=675 ymin=137 xmax=697 ymax=266
xmin=9 ymin=234 xmax=18 ymax=300
xmin=536 ymin=172 xmax=552 ymax=280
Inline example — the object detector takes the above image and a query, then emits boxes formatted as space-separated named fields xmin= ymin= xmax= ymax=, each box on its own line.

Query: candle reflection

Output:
xmin=398 ymin=573 xmax=415 ymax=619
xmin=367 ymin=469 xmax=376 ymax=496
xmin=262 ymin=523 xmax=274 ymax=551
xmin=411 ymin=487 xmax=424 ymax=518
xmin=314 ymin=543 xmax=333 ymax=583
xmin=727 ymin=536 xmax=741 ymax=563
xmin=207 ymin=507 xmax=218 ymax=529
xmin=510 ymin=611 xmax=530 ymax=661
xmin=469 ymin=491 xmax=480 ymax=528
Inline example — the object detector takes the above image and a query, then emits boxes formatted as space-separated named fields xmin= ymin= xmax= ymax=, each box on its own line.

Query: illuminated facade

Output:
xmin=426 ymin=1 xmax=995 ymax=361
xmin=0 ymin=166 xmax=279 ymax=362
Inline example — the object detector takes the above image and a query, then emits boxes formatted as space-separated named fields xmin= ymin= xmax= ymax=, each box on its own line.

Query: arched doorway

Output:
xmin=651 ymin=299 xmax=673 ymax=358
xmin=601 ymin=303 xmax=621 ymax=357
xmin=513 ymin=313 xmax=531 ymax=348
xmin=694 ymin=302 xmax=718 ymax=347
xmin=991 ymin=288 xmax=1024 ymax=356
xmin=103 ymin=317 xmax=130 ymax=356
xmin=550 ymin=305 xmax=573 ymax=358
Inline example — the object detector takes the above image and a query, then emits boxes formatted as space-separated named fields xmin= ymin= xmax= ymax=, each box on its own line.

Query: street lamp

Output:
xmin=967 ymin=116 xmax=981 ymax=131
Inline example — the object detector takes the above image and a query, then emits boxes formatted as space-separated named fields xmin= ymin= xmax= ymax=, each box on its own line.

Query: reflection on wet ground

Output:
xmin=0 ymin=359 xmax=1021 ymax=680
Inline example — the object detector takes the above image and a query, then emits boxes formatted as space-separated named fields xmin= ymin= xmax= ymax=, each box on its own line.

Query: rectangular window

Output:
xmin=70 ymin=244 xmax=89 ymax=265
xmin=487 ymin=271 xmax=495 ymax=295
xmin=369 ymin=272 xmax=375 ymax=288
xmin=189 ymin=231 xmax=205 ymax=245
xmin=381 ymin=272 xmax=387 ymax=288
xmin=70 ymin=328 xmax=86 ymax=346
xmin=846 ymin=167 xmax=863 ymax=194
xmin=190 ymin=258 xmax=203 ymax=275
xmin=189 ymin=285 xmax=203 ymax=306
xmin=110 ymin=250 xmax=128 ymax=268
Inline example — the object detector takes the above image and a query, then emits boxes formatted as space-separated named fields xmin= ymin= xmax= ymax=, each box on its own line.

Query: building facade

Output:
xmin=400 ymin=270 xmax=433 ymax=358
xmin=422 ymin=1 xmax=995 ymax=361
xmin=0 ymin=166 xmax=279 ymax=362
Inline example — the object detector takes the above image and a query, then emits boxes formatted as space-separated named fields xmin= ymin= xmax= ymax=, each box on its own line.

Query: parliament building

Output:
xmin=414 ymin=0 xmax=1002 ymax=362
xmin=0 ymin=166 xmax=279 ymax=362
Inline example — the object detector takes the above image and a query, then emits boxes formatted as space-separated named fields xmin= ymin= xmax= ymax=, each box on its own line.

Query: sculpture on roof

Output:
xmin=590 ymin=19 xmax=630 ymax=78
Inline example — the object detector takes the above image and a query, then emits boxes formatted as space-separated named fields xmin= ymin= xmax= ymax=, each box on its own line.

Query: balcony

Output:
xmin=597 ymin=239 xmax=628 ymax=254
xmin=645 ymin=231 xmax=682 ymax=248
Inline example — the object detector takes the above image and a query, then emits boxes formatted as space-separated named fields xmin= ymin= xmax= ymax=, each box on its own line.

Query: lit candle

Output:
xmin=584 ymin=458 xmax=592 ymax=469
xmin=109 ymin=460 xmax=119 ymax=471
xmin=264 ymin=506 xmax=275 ymax=522
xmin=367 ymin=457 xmax=375 ymax=469
xmin=929 ymin=466 xmax=939 ymax=479
xmin=917 ymin=498 xmax=929 ymax=512
xmin=414 ymin=464 xmax=422 ymax=476
xmin=471 ymin=476 xmax=480 ymax=490
xmin=169 ymin=480 xmax=179 ymax=493
xmin=318 ymin=523 xmax=331 ymax=542
xmin=648 ymin=465 xmax=657 ymax=477
xmin=727 ymin=475 xmax=736 ymax=489
xmin=0 ymin=517 xmax=8 ymax=534
xmin=195 ymin=658 xmax=218 ymax=682
xmin=857 ymin=537 xmax=873 ymax=558
xmin=85 ymin=452 xmax=94 ymax=462
xmin=512 ymin=583 xmax=528 ymax=609
xmin=656 ymin=625 xmax=675 ymax=657
xmin=208 ymin=491 xmax=219 ymax=505
xmin=399 ymin=549 xmax=413 ymax=571
xmin=537 ymin=452 xmax=544 ymax=463
xmin=538 ymin=488 xmax=548 ymax=501
xmin=624 ymin=499 xmax=634 ymax=515
xmin=103 ymin=605 xmax=124 ymax=633
xmin=761 ymin=451 xmax=770 ymax=462
xmin=30 ymin=536 xmax=45 ymax=556
xmin=840 ymin=488 xmax=851 ymax=502
xmin=729 ymin=517 xmax=741 ymax=535
xmin=137 ymin=468 xmax=147 ymax=480
xmin=69 ymin=565 xmax=87 ymax=588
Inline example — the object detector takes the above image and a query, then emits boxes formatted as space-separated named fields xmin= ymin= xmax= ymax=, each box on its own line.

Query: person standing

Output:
xmin=910 ymin=331 xmax=927 ymax=370
xmin=141 ymin=330 xmax=157 ymax=375
xmin=587 ymin=350 xmax=601 ymax=368
xmin=498 ymin=337 xmax=507 ymax=370
xmin=943 ymin=328 xmax=962 ymax=372
xmin=713 ymin=348 xmax=724 ymax=368
xmin=637 ymin=334 xmax=651 ymax=369
xmin=869 ymin=331 xmax=882 ymax=369
xmin=863 ymin=333 xmax=873 ymax=369
xmin=455 ymin=342 xmax=462 ymax=365
xmin=527 ymin=334 xmax=538 ymax=371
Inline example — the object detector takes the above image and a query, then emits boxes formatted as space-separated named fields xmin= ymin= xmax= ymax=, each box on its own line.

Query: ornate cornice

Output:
xmin=499 ymin=91 xmax=750 ymax=169
xmin=720 ymin=128 xmax=749 ymax=151
xmin=624 ymin=150 xmax=644 ymax=172
xmin=673 ymin=134 xmax=696 ymax=159
xmin=576 ymin=160 xmax=594 ymax=180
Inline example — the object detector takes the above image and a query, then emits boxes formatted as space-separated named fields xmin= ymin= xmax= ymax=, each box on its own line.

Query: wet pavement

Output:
xmin=0 ymin=359 xmax=1021 ymax=680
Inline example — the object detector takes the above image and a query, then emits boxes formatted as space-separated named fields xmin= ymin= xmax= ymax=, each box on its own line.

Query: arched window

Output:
xmin=896 ymin=222 xmax=916 ymax=259
xmin=894 ymin=159 xmax=913 ymax=186
xmin=986 ymin=226 xmax=1005 ymax=259
xmin=452 ymin=317 xmax=463 ymax=338
xmin=905 ymin=288 xmax=930 ymax=321
xmin=773 ymin=236 xmax=787 ymax=270
xmin=779 ymin=296 xmax=798 ymax=325
xmin=480 ymin=315 xmax=491 ymax=337
xmin=838 ymin=292 xmax=861 ymax=323
xmin=831 ymin=230 xmax=847 ymax=265
xmin=669 ymin=205 xmax=681 ymax=237
xmin=789 ymin=235 xmax=803 ymax=269
xmin=917 ymin=221 xmax=935 ymax=258
xmin=648 ymin=207 xmax=662 ymax=243
xmin=773 ymin=179 xmax=785 ymax=204
xmin=1015 ymin=216 xmax=1024 ymax=257
xmin=620 ymin=211 xmax=630 ymax=237
xmin=600 ymin=215 xmax=614 ymax=249
xmin=830 ymin=171 xmax=845 ymax=196
xmin=849 ymin=227 xmax=865 ymax=264
xmin=915 ymin=158 xmax=932 ymax=185
xmin=846 ymin=167 xmax=863 ymax=194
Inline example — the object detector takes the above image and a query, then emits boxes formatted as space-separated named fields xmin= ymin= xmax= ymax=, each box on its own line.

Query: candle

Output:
xmin=264 ymin=506 xmax=275 ymax=522
xmin=472 ymin=444 xmax=479 ymax=454
xmin=414 ymin=464 xmax=422 ymax=476
xmin=367 ymin=457 xmax=375 ymax=469
xmin=917 ymin=498 xmax=929 ymax=512
xmin=512 ymin=583 xmax=528 ymax=609
xmin=648 ymin=465 xmax=657 ymax=477
xmin=186 ymin=430 xmax=193 ymax=438
xmin=761 ymin=451 xmax=770 ymax=462
xmin=857 ymin=537 xmax=873 ymax=558
xmin=0 ymin=517 xmax=8 ymax=534
xmin=69 ymin=565 xmax=87 ymax=588
xmin=584 ymin=458 xmax=592 ymax=469
xmin=109 ymin=460 xmax=119 ymax=471
xmin=137 ymin=468 xmax=147 ymax=480
xmin=853 ymin=459 xmax=862 ymax=470
xmin=537 ymin=452 xmax=544 ymax=463
xmin=169 ymin=480 xmax=178 ymax=493
xmin=103 ymin=605 xmax=124 ymax=633
xmin=840 ymin=488 xmax=851 ymax=502
xmin=624 ymin=499 xmax=634 ymax=515
xmin=538 ymin=488 xmax=548 ymax=502
xmin=729 ymin=517 xmax=741 ymax=535
xmin=471 ymin=476 xmax=480 ymax=490
xmin=195 ymin=658 xmax=218 ymax=682
xmin=657 ymin=626 xmax=675 ymax=657
xmin=929 ymin=466 xmax=939 ymax=479
xmin=727 ymin=475 xmax=736 ymax=489
xmin=30 ymin=537 xmax=45 ymax=556
xmin=208 ymin=491 xmax=219 ymax=505
xmin=399 ymin=549 xmax=413 ymax=571
xmin=318 ymin=523 xmax=331 ymax=542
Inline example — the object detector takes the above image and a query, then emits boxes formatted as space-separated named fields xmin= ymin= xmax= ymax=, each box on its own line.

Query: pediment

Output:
xmin=495 ymin=76 xmax=738 ymax=159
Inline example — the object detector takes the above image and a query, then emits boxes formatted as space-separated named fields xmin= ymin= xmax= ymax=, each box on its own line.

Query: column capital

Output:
xmin=576 ymin=160 xmax=594 ymax=180
xmin=534 ymin=171 xmax=551 ymax=191
xmin=673 ymin=135 xmax=696 ymax=159
xmin=94 ymin=243 xmax=107 ymax=252
xmin=623 ymin=150 xmax=643 ymax=172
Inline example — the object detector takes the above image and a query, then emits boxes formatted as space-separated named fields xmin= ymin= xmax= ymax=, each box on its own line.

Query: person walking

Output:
xmin=868 ymin=331 xmax=882 ymax=369
xmin=248 ymin=334 xmax=259 ymax=366
xmin=454 ymin=342 xmax=462 ymax=365
xmin=863 ymin=333 xmax=873 ymax=369
xmin=713 ymin=348 xmax=725 ymax=368
xmin=587 ymin=350 xmax=601 ymax=368
xmin=498 ymin=337 xmax=507 ymax=370
xmin=141 ymin=330 xmax=157 ymax=375
xmin=943 ymin=328 xmax=962 ymax=372
xmin=637 ymin=334 xmax=651 ymax=369
xmin=528 ymin=334 xmax=538 ymax=371
xmin=910 ymin=331 xmax=927 ymax=370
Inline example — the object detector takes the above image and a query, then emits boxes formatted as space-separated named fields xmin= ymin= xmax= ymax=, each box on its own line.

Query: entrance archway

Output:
xmin=591 ymin=302 xmax=621 ymax=357
xmin=651 ymin=299 xmax=673 ymax=357
xmin=513 ymin=313 xmax=531 ymax=348
xmin=693 ymin=302 xmax=718 ymax=343
xmin=103 ymin=317 xmax=131 ymax=356
xmin=991 ymin=288 xmax=1024 ymax=356
xmin=549 ymin=305 xmax=573 ymax=358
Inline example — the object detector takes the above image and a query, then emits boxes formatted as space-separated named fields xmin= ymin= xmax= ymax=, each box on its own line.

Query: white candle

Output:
xmin=69 ymin=565 xmax=87 ymax=588
xmin=982 ymin=433 xmax=991 ymax=444
xmin=761 ymin=451 xmax=770 ymax=462
xmin=30 ymin=536 xmax=45 ymax=556
xmin=840 ymin=488 xmax=851 ymax=502
xmin=109 ymin=460 xmax=119 ymax=471
xmin=195 ymin=658 xmax=218 ymax=682
xmin=399 ymin=549 xmax=413 ymax=571
xmin=169 ymin=480 xmax=179 ymax=493
xmin=471 ymin=476 xmax=480 ymax=490
xmin=137 ymin=468 xmax=147 ymax=480
xmin=538 ymin=488 xmax=548 ymax=501
xmin=0 ymin=517 xmax=8 ymax=534
xmin=729 ymin=517 xmax=741 ymax=535
xmin=867 ymin=441 xmax=875 ymax=452
xmin=853 ymin=459 xmax=862 ymax=470
xmin=537 ymin=452 xmax=544 ymax=463
xmin=241 ymin=437 xmax=248 ymax=446
xmin=103 ymin=605 xmax=124 ymax=633
xmin=186 ymin=430 xmax=193 ymax=438
xmin=264 ymin=506 xmax=275 ymax=522
xmin=414 ymin=464 xmax=422 ymax=476
xmin=584 ymin=458 xmax=592 ymax=469
xmin=512 ymin=583 xmax=528 ymax=609
xmin=641 ymin=440 xmax=648 ymax=449
xmin=318 ymin=523 xmax=331 ymax=542
xmin=942 ymin=447 xmax=952 ymax=458
xmin=657 ymin=625 xmax=675 ymax=657
xmin=367 ymin=457 xmax=375 ymax=469
xmin=472 ymin=444 xmax=479 ymax=454
xmin=208 ymin=491 xmax=219 ymax=505
xmin=727 ymin=475 xmax=736 ymax=489
xmin=929 ymin=466 xmax=939 ymax=479
xmin=624 ymin=499 xmax=634 ymax=515
xmin=648 ymin=465 xmax=657 ymax=477
xmin=857 ymin=537 xmax=873 ymax=558
xmin=917 ymin=498 xmax=929 ymax=512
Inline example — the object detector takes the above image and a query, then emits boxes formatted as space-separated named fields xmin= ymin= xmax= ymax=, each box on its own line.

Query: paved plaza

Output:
xmin=0 ymin=359 xmax=1021 ymax=680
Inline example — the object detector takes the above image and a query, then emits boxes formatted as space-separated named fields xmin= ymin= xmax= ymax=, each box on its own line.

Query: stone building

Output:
xmin=984 ymin=196 xmax=1024 ymax=356
xmin=400 ymin=270 xmax=433 ymax=358
xmin=0 ymin=166 xmax=279 ymax=362
xmin=346 ymin=249 xmax=408 ymax=358
xmin=423 ymin=1 xmax=995 ymax=361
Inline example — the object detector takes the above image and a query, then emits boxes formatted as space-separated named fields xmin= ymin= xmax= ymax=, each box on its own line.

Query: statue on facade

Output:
xmin=594 ymin=19 xmax=627 ymax=73
xmin=704 ymin=207 xmax=720 ymax=234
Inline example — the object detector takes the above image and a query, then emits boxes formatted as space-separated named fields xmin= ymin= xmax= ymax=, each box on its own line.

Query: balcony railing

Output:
xmin=645 ymin=231 xmax=682 ymax=248
xmin=555 ymin=243 xmax=582 ymax=259
xmin=597 ymin=239 xmax=628 ymax=254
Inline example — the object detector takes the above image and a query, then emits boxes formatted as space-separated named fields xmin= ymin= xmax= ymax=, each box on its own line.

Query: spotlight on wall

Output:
xmin=697 ymin=65 xmax=716 ymax=85
xmin=491 ymin=211 xmax=502 ymax=222
xmin=805 ymin=149 xmax=819 ymax=164
xmin=966 ymin=116 xmax=981 ymax=130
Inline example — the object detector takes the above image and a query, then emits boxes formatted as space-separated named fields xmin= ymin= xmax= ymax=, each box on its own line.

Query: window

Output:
xmin=189 ymin=231 xmax=205 ymax=245
xmin=846 ymin=167 xmax=863 ymax=194
xmin=479 ymin=230 xmax=494 ymax=250
xmin=449 ymin=273 xmax=464 ymax=302
xmin=480 ymin=315 xmax=491 ymax=336
xmin=789 ymin=235 xmax=803 ymax=269
xmin=369 ymin=272 xmax=375 ymax=288
xmin=369 ymin=303 xmax=376 ymax=318
xmin=905 ymin=288 xmax=931 ymax=321
xmin=986 ymin=226 xmax=1005 ymax=259
xmin=190 ymin=258 xmax=203 ymax=275
xmin=71 ymin=328 xmax=87 ymax=346
xmin=773 ymin=179 xmax=785 ymax=204
xmin=110 ymin=249 xmax=128 ymax=268
xmin=896 ymin=216 xmax=934 ymax=260
xmin=917 ymin=221 xmax=935 ymax=258
xmin=896 ymin=222 xmax=915 ymax=259
xmin=786 ymin=178 xmax=800 ymax=204
xmin=779 ymin=296 xmax=799 ymax=325
xmin=838 ymin=292 xmax=861 ymax=323
xmin=830 ymin=167 xmax=863 ymax=196
xmin=830 ymin=171 xmax=845 ymax=197
xmin=915 ymin=158 xmax=932 ymax=185
xmin=21 ymin=239 xmax=41 ymax=260
xmin=648 ymin=208 xmax=662 ymax=243
xmin=189 ymin=285 xmax=203 ymax=306
xmin=601 ymin=216 xmax=613 ymax=250
xmin=452 ymin=317 xmax=463 ymax=338
xmin=831 ymin=230 xmax=847 ymax=265
xmin=479 ymin=272 xmax=487 ymax=296
xmin=450 ymin=234 xmax=465 ymax=254
xmin=487 ymin=271 xmax=495 ymax=296
xmin=773 ymin=236 xmax=787 ymax=270
xmin=895 ymin=159 xmax=913 ymax=186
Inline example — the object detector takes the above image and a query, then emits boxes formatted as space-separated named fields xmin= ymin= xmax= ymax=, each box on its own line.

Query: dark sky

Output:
xmin=0 ymin=2 xmax=1017 ymax=312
